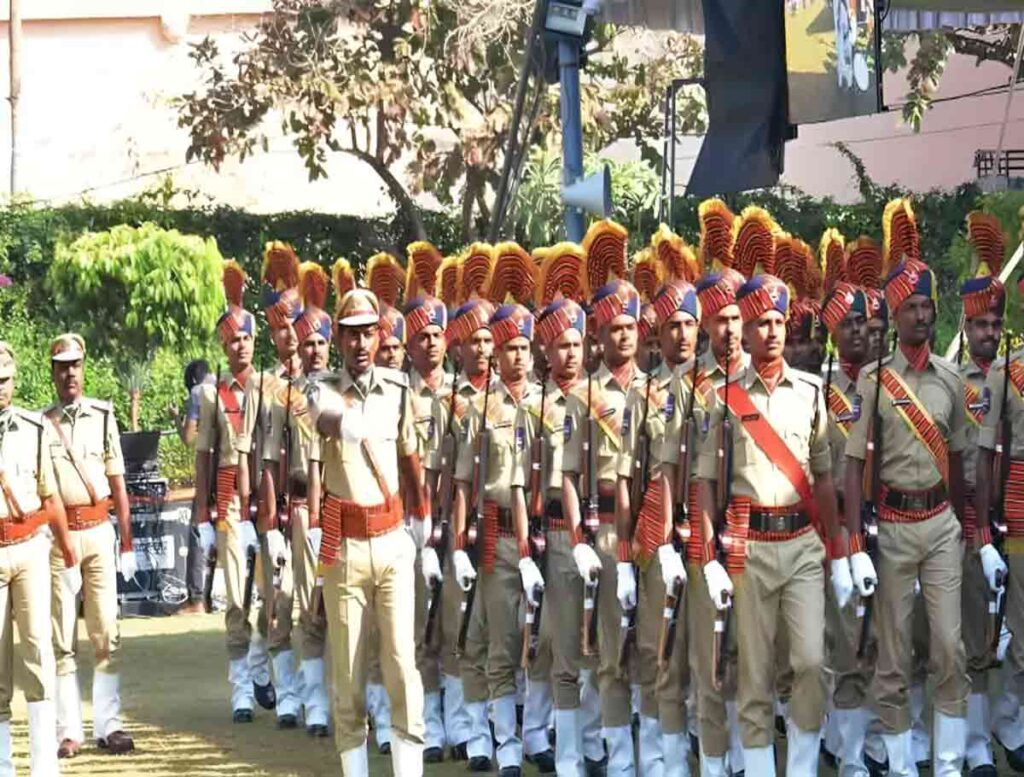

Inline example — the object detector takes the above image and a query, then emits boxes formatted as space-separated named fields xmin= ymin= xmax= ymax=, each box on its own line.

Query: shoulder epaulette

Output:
xmin=862 ymin=355 xmax=894 ymax=378
xmin=795 ymin=372 xmax=825 ymax=390
xmin=15 ymin=407 xmax=45 ymax=427
xmin=379 ymin=367 xmax=410 ymax=387
xmin=930 ymin=356 xmax=960 ymax=377
xmin=85 ymin=397 xmax=114 ymax=413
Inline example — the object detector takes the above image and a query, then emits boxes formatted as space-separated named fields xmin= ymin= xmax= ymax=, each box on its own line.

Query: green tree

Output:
xmin=47 ymin=223 xmax=226 ymax=429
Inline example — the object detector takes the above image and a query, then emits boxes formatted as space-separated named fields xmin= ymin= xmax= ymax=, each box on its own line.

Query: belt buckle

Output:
xmin=771 ymin=514 xmax=788 ymax=533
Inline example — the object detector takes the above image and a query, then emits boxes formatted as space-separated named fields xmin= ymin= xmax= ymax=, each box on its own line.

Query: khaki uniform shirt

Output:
xmin=44 ymin=398 xmax=124 ymax=507
xmin=307 ymin=367 xmax=417 ymax=506
xmin=846 ymin=350 xmax=966 ymax=490
xmin=696 ymin=362 xmax=831 ymax=506
xmin=960 ymin=359 xmax=989 ymax=490
xmin=618 ymin=361 xmax=679 ymax=480
xmin=512 ymin=379 xmax=574 ymax=498
xmin=699 ymin=349 xmax=749 ymax=385
xmin=659 ymin=358 xmax=717 ymax=474
xmin=823 ymin=364 xmax=858 ymax=499
xmin=455 ymin=381 xmax=538 ymax=510
xmin=261 ymin=373 xmax=315 ymax=483
xmin=197 ymin=372 xmax=251 ymax=469
xmin=0 ymin=406 xmax=58 ymax=518
xmin=425 ymin=375 xmax=489 ymax=473
xmin=978 ymin=348 xmax=1024 ymax=457
xmin=237 ymin=363 xmax=294 ymax=456
xmin=410 ymin=369 xmax=452 ymax=462
xmin=563 ymin=363 xmax=643 ymax=483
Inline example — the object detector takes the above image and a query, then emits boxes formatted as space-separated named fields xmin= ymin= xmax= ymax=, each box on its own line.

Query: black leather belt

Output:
xmin=748 ymin=509 xmax=810 ymax=534
xmin=546 ymin=499 xmax=564 ymax=519
xmin=495 ymin=506 xmax=514 ymax=532
xmin=597 ymin=494 xmax=615 ymax=515
xmin=288 ymin=479 xmax=308 ymax=499
xmin=882 ymin=483 xmax=947 ymax=513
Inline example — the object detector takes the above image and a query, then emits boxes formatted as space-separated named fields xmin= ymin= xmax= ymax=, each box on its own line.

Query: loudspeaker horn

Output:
xmin=562 ymin=165 xmax=612 ymax=218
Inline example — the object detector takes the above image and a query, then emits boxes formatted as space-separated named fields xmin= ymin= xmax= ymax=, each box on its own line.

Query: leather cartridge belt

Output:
xmin=881 ymin=483 xmax=948 ymax=514
xmin=0 ymin=509 xmax=49 ymax=546
xmin=546 ymin=499 xmax=569 ymax=532
xmin=748 ymin=505 xmax=810 ymax=535
xmin=490 ymin=504 xmax=515 ymax=536
xmin=66 ymin=498 xmax=113 ymax=531
xmin=323 ymin=493 xmax=403 ymax=540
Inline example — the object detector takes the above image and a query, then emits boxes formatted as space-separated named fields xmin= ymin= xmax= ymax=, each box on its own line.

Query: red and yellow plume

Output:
xmin=882 ymin=198 xmax=920 ymax=273
xmin=652 ymin=223 xmax=700 ymax=283
xmin=845 ymin=236 xmax=883 ymax=289
xmin=364 ymin=252 xmax=406 ymax=307
xmin=966 ymin=211 xmax=1005 ymax=277
xmin=460 ymin=243 xmax=495 ymax=303
xmin=406 ymin=240 xmax=444 ymax=300
xmin=819 ymin=228 xmax=846 ymax=292
xmin=631 ymin=248 xmax=663 ymax=304
xmin=698 ymin=197 xmax=736 ymax=269
xmin=795 ymin=238 xmax=823 ymax=302
xmin=299 ymin=261 xmax=330 ymax=311
xmin=535 ymin=242 xmax=586 ymax=307
xmin=774 ymin=234 xmax=806 ymax=297
xmin=262 ymin=241 xmax=301 ymax=291
xmin=487 ymin=242 xmax=537 ymax=305
xmin=331 ymin=258 xmax=355 ymax=300
xmin=223 ymin=259 xmax=247 ymax=308
xmin=436 ymin=255 xmax=461 ymax=307
xmin=582 ymin=219 xmax=628 ymax=298
xmin=732 ymin=206 xmax=779 ymax=278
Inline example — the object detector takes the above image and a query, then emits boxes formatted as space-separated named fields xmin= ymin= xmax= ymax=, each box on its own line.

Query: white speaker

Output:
xmin=562 ymin=165 xmax=612 ymax=218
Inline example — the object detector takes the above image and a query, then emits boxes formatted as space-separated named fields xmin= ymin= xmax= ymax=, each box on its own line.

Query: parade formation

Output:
xmin=1 ymin=195 xmax=1023 ymax=777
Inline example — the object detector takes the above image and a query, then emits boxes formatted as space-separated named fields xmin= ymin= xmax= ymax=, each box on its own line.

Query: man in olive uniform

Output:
xmin=451 ymin=303 xmax=542 ymax=777
xmin=307 ymin=288 xmax=429 ymax=776
xmin=194 ymin=260 xmax=262 ymax=722
xmin=617 ymin=281 xmax=700 ymax=776
xmin=423 ymin=297 xmax=495 ymax=767
xmin=695 ymin=274 xmax=852 ymax=775
xmin=845 ymin=256 xmax=970 ymax=775
xmin=562 ymin=279 xmax=644 ymax=774
xmin=45 ymin=333 xmax=135 ymax=757
xmin=0 ymin=342 xmax=80 ymax=776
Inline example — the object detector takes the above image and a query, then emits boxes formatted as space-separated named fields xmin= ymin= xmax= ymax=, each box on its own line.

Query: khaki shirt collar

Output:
xmin=411 ymin=367 xmax=447 ymax=397
xmin=963 ymin=358 xmax=985 ymax=380
xmin=741 ymin=360 xmax=800 ymax=393
xmin=339 ymin=365 xmax=385 ymax=399
xmin=889 ymin=345 xmax=934 ymax=375
xmin=594 ymin=361 xmax=633 ymax=393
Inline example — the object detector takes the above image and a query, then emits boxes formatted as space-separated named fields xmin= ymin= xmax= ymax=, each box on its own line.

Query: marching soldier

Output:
xmin=307 ymin=287 xmax=429 ymax=776
xmin=425 ymin=296 xmax=495 ymax=768
xmin=0 ymin=341 xmax=78 ymax=776
xmin=845 ymin=210 xmax=970 ymax=775
xmin=619 ymin=280 xmax=700 ymax=775
xmin=45 ymin=333 xmax=135 ymax=757
xmin=695 ymin=273 xmax=850 ymax=775
xmin=194 ymin=260 xmax=263 ymax=722
xmin=562 ymin=278 xmax=644 ymax=774
xmin=452 ymin=300 xmax=541 ymax=777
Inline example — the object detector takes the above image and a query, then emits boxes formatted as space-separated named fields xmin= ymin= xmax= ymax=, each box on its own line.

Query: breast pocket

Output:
xmin=918 ymin=383 xmax=953 ymax=439
xmin=782 ymin=427 xmax=810 ymax=466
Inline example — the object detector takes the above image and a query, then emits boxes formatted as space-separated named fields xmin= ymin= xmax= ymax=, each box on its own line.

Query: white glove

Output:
xmin=572 ymin=543 xmax=602 ymax=582
xmin=198 ymin=522 xmax=217 ymax=556
xmin=239 ymin=520 xmax=259 ymax=553
xmin=453 ymin=549 xmax=477 ymax=592
xmin=60 ymin=565 xmax=82 ymax=597
xmin=421 ymin=546 xmax=443 ymax=586
xmin=519 ymin=557 xmax=545 ymax=607
xmin=409 ymin=516 xmax=430 ymax=551
xmin=306 ymin=527 xmax=322 ymax=559
xmin=830 ymin=557 xmax=854 ymax=609
xmin=265 ymin=528 xmax=287 ymax=566
xmin=702 ymin=559 xmax=733 ymax=611
xmin=850 ymin=551 xmax=878 ymax=597
xmin=119 ymin=549 xmax=138 ymax=582
xmin=979 ymin=544 xmax=1008 ymax=594
xmin=657 ymin=544 xmax=687 ymax=590
xmin=616 ymin=562 xmax=637 ymax=611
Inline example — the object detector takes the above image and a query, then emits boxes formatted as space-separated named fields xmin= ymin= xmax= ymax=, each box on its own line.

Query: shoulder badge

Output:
xmin=663 ymin=392 xmax=675 ymax=421
xmin=563 ymin=415 xmax=574 ymax=443
xmin=515 ymin=426 xmax=525 ymax=453
xmin=621 ymin=407 xmax=631 ymax=436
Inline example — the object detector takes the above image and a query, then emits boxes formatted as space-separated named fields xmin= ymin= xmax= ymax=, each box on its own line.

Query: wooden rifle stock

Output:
xmin=524 ymin=375 xmax=549 ymax=667
xmin=712 ymin=359 xmax=734 ymax=688
xmin=580 ymin=368 xmax=600 ymax=656
xmin=991 ymin=330 xmax=1013 ymax=659
xmin=202 ymin=367 xmax=223 ymax=614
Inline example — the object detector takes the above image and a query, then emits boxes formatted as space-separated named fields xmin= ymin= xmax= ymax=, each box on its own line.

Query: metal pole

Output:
xmin=668 ymin=81 xmax=678 ymax=226
xmin=9 ymin=0 xmax=21 ymax=195
xmin=659 ymin=85 xmax=671 ymax=224
xmin=559 ymin=38 xmax=585 ymax=242
xmin=995 ymin=24 xmax=1024 ymax=179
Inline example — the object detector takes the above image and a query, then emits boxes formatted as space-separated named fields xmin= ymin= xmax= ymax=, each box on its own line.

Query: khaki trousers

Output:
xmin=1003 ymin=552 xmax=1024 ymax=698
xmin=526 ymin=553 xmax=553 ymax=688
xmin=826 ymin=575 xmax=872 ymax=710
xmin=872 ymin=507 xmax=967 ymax=732
xmin=217 ymin=499 xmax=254 ymax=661
xmin=439 ymin=554 xmax=462 ymax=679
xmin=595 ymin=523 xmax=632 ymax=728
xmin=734 ymin=529 xmax=826 ymax=748
xmin=541 ymin=531 xmax=587 ymax=710
xmin=415 ymin=549 xmax=441 ymax=693
xmin=257 ymin=517 xmax=294 ymax=656
xmin=463 ymin=536 xmax=522 ymax=701
xmin=323 ymin=526 xmax=424 ymax=752
xmin=688 ymin=560 xmax=737 ymax=757
xmin=0 ymin=533 xmax=54 ymax=721
xmin=291 ymin=502 xmax=326 ymax=660
xmin=50 ymin=521 xmax=119 ymax=676
xmin=637 ymin=555 xmax=689 ymax=733
xmin=962 ymin=547 xmax=992 ymax=692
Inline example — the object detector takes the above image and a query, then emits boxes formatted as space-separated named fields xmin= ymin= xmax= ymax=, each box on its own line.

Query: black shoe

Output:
xmin=276 ymin=714 xmax=298 ymax=729
xmin=450 ymin=742 xmax=468 ymax=761
xmin=378 ymin=741 xmax=391 ymax=755
xmin=775 ymin=715 xmax=786 ymax=738
xmin=820 ymin=741 xmax=837 ymax=769
xmin=498 ymin=768 xmax=521 ymax=777
xmin=516 ymin=704 xmax=524 ymax=728
xmin=424 ymin=746 xmax=444 ymax=764
xmin=690 ymin=733 xmax=699 ymax=759
xmin=306 ymin=724 xmax=329 ymax=738
xmin=995 ymin=733 xmax=1024 ymax=773
xmin=970 ymin=765 xmax=999 ymax=776
xmin=526 ymin=749 xmax=555 ymax=773
xmin=864 ymin=751 xmax=888 ymax=777
xmin=585 ymin=755 xmax=608 ymax=777
xmin=468 ymin=755 xmax=492 ymax=772
xmin=232 ymin=708 xmax=253 ymax=723
xmin=254 ymin=680 xmax=276 ymax=710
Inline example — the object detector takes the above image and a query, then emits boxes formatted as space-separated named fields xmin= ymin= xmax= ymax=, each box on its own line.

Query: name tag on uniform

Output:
xmin=741 ymin=413 xmax=760 ymax=422
xmin=891 ymin=398 xmax=911 ymax=407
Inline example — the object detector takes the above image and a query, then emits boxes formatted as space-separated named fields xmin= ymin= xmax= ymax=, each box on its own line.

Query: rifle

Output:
xmin=457 ymin=360 xmax=492 ymax=656
xmin=580 ymin=360 xmax=601 ymax=657
xmin=202 ymin=367 xmax=223 ymax=614
xmin=857 ymin=330 xmax=890 ymax=659
xmin=243 ymin=366 xmax=265 ymax=617
xmin=267 ymin=376 xmax=294 ymax=633
xmin=990 ymin=329 xmax=1012 ymax=659
xmin=424 ymin=367 xmax=457 ymax=645
xmin=523 ymin=370 xmax=549 ymax=667
xmin=660 ymin=357 xmax=699 ymax=668
xmin=712 ymin=353 xmax=735 ymax=690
